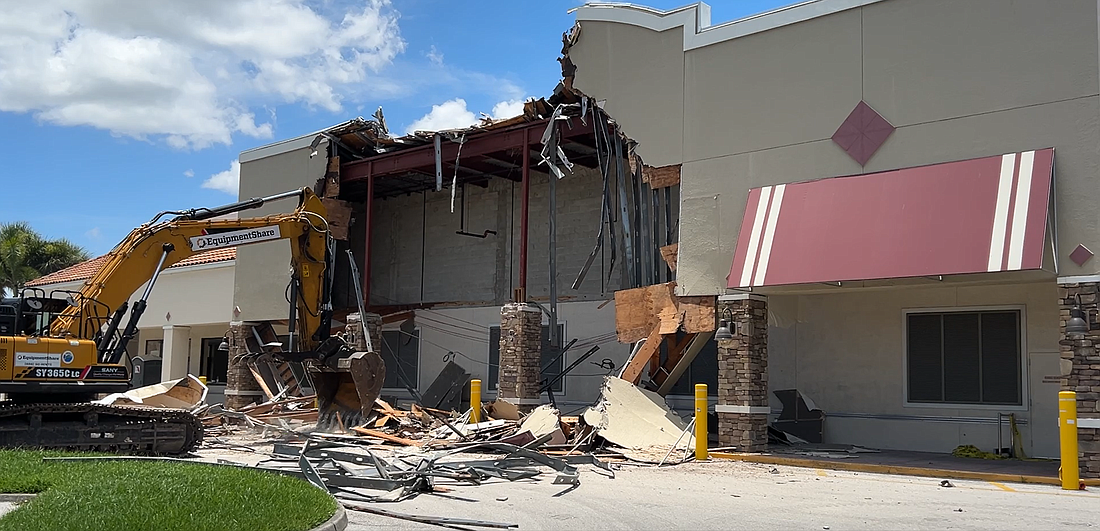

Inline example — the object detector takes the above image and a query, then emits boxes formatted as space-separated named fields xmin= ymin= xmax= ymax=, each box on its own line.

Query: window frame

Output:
xmin=144 ymin=339 xmax=163 ymax=359
xmin=380 ymin=328 xmax=421 ymax=391
xmin=901 ymin=305 xmax=1028 ymax=411
xmin=199 ymin=337 xmax=228 ymax=385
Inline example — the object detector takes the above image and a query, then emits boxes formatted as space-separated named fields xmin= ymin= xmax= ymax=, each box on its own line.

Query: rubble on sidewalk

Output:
xmin=121 ymin=358 xmax=706 ymax=504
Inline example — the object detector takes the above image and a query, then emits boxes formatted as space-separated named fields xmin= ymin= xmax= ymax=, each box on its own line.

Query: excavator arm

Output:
xmin=51 ymin=189 xmax=333 ymax=358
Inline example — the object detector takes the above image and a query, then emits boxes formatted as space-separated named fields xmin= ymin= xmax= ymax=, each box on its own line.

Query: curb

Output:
xmin=308 ymin=502 xmax=347 ymax=531
xmin=0 ymin=494 xmax=37 ymax=503
xmin=709 ymin=452 xmax=1100 ymax=487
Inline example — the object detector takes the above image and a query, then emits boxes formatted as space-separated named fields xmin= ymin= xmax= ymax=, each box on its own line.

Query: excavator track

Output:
xmin=0 ymin=401 xmax=204 ymax=455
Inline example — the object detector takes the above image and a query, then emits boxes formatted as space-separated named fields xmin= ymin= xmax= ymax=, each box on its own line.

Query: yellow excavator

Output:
xmin=0 ymin=188 xmax=384 ymax=454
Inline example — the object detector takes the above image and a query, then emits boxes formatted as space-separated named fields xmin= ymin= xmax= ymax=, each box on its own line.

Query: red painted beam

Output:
xmin=341 ymin=118 xmax=593 ymax=184
xmin=363 ymin=173 xmax=374 ymax=308
xmin=519 ymin=132 xmax=531 ymax=300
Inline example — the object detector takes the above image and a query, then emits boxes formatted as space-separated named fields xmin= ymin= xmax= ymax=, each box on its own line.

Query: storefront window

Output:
xmin=906 ymin=310 xmax=1022 ymax=405
xmin=145 ymin=339 xmax=162 ymax=359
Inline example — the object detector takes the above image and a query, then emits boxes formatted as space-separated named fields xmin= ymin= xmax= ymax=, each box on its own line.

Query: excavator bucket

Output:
xmin=310 ymin=351 xmax=386 ymax=431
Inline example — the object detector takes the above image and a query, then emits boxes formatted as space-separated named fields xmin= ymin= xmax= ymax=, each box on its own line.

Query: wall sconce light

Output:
xmin=715 ymin=308 xmax=736 ymax=341
xmin=217 ymin=335 xmax=229 ymax=351
xmin=1067 ymin=293 xmax=1090 ymax=335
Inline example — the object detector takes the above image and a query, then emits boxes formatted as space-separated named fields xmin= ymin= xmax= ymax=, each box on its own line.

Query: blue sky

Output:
xmin=0 ymin=0 xmax=788 ymax=257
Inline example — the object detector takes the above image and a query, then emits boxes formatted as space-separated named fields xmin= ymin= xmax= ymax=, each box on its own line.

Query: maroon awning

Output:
xmin=728 ymin=149 xmax=1055 ymax=289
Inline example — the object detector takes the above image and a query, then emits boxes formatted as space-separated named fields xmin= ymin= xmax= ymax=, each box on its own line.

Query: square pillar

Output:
xmin=716 ymin=294 xmax=769 ymax=452
xmin=498 ymin=303 xmax=542 ymax=409
xmin=160 ymin=325 xmax=190 ymax=383
xmin=1060 ymin=281 xmax=1100 ymax=479
xmin=224 ymin=321 xmax=264 ymax=410
xmin=345 ymin=312 xmax=382 ymax=352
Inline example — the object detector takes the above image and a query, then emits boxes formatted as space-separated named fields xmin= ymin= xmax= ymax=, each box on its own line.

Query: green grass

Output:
xmin=0 ymin=450 xmax=336 ymax=531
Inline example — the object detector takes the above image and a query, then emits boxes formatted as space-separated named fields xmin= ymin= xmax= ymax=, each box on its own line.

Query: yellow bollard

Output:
xmin=695 ymin=383 xmax=708 ymax=461
xmin=470 ymin=379 xmax=482 ymax=424
xmin=1060 ymin=391 xmax=1079 ymax=490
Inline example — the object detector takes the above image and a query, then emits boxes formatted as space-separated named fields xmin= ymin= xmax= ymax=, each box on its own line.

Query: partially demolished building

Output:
xmin=231 ymin=65 xmax=693 ymax=412
xmin=230 ymin=0 xmax=1100 ymax=479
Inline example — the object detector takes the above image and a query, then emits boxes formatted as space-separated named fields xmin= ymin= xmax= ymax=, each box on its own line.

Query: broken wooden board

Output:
xmin=614 ymin=282 xmax=677 ymax=343
xmin=660 ymin=243 xmax=678 ymax=272
xmin=642 ymin=164 xmax=680 ymax=189
xmin=323 ymin=155 xmax=341 ymax=198
xmin=351 ymin=427 xmax=420 ymax=446
xmin=321 ymin=198 xmax=353 ymax=241
xmin=620 ymin=327 xmax=664 ymax=384
xmin=615 ymin=283 xmax=716 ymax=343
xmin=679 ymin=295 xmax=717 ymax=333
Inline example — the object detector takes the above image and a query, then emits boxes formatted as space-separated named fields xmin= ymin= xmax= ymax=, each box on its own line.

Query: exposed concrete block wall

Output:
xmin=368 ymin=166 xmax=625 ymax=307
xmin=224 ymin=321 xmax=263 ymax=409
xmin=717 ymin=296 xmax=768 ymax=452
xmin=498 ymin=303 xmax=542 ymax=406
xmin=1060 ymin=281 xmax=1100 ymax=479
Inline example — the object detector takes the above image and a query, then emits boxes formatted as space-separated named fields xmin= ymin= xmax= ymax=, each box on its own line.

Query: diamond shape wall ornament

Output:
xmin=1071 ymin=244 xmax=1094 ymax=267
xmin=832 ymin=101 xmax=895 ymax=166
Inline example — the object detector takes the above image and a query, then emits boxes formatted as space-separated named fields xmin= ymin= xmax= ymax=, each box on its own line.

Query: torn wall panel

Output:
xmin=642 ymin=164 xmax=681 ymax=189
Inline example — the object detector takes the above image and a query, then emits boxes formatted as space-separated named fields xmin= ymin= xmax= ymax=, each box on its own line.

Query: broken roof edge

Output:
xmin=573 ymin=0 xmax=886 ymax=51
xmin=238 ymin=119 xmax=359 ymax=164
xmin=238 ymin=97 xmax=564 ymax=166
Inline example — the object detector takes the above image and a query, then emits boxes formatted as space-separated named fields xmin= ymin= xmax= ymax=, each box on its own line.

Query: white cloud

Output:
xmin=0 ymin=1 xmax=405 ymax=149
xmin=405 ymin=97 xmax=534 ymax=134
xmin=183 ymin=169 xmax=195 ymax=178
xmin=491 ymin=99 xmax=527 ymax=119
xmin=203 ymin=160 xmax=240 ymax=195
xmin=426 ymin=45 xmax=443 ymax=66
xmin=84 ymin=227 xmax=102 ymax=240
xmin=405 ymin=99 xmax=477 ymax=133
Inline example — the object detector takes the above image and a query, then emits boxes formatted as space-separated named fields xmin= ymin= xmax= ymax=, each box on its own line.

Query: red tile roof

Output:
xmin=26 ymin=247 xmax=236 ymax=287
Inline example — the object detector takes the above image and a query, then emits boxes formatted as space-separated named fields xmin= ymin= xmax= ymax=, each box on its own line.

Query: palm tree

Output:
xmin=0 ymin=222 xmax=90 ymax=296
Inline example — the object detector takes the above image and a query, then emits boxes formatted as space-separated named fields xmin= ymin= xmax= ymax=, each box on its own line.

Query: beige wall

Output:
xmin=235 ymin=145 xmax=329 ymax=321
xmin=35 ymin=262 xmax=234 ymax=330
xmin=572 ymin=0 xmax=1100 ymax=296
xmin=35 ymin=264 xmax=234 ymax=383
xmin=766 ymin=280 xmax=1060 ymax=457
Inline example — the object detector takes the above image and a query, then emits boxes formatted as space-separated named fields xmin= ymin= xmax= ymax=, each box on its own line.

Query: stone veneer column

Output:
xmin=224 ymin=321 xmax=263 ymax=410
xmin=716 ymin=294 xmax=769 ymax=452
xmin=498 ymin=303 xmax=542 ymax=409
xmin=1060 ymin=282 xmax=1100 ymax=479
xmin=345 ymin=312 xmax=382 ymax=352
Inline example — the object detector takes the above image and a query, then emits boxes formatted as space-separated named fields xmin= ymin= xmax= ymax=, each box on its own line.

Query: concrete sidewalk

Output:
xmin=710 ymin=447 xmax=1083 ymax=486
xmin=343 ymin=459 xmax=1100 ymax=530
